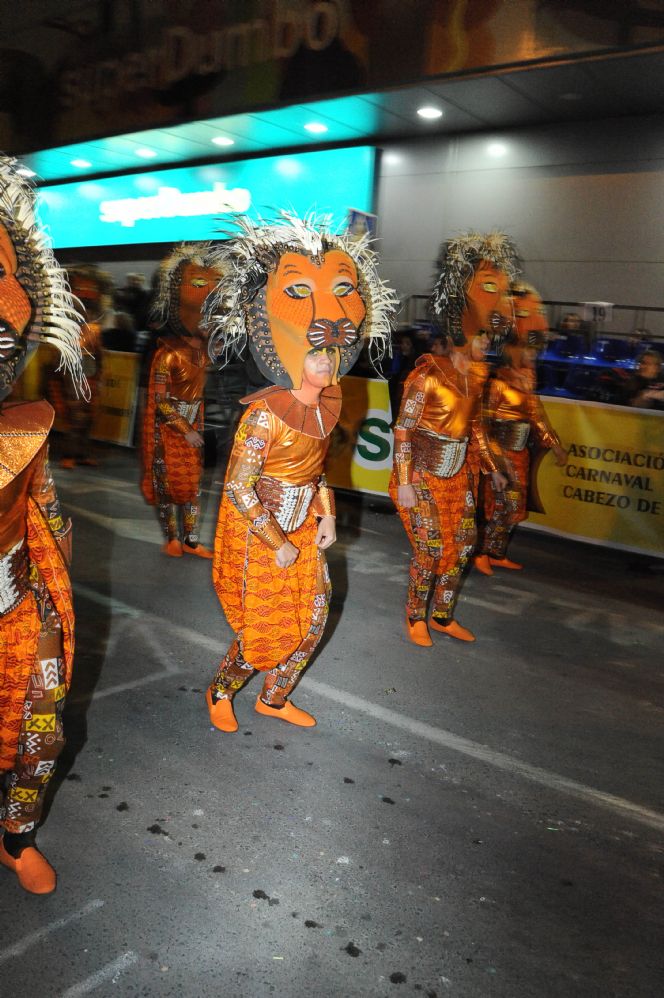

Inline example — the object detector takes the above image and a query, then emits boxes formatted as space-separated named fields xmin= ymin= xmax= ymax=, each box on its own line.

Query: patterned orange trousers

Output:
xmin=390 ymin=464 xmax=477 ymax=623
xmin=479 ymin=448 xmax=529 ymax=559
xmin=0 ymin=595 xmax=66 ymax=834
xmin=211 ymin=502 xmax=330 ymax=705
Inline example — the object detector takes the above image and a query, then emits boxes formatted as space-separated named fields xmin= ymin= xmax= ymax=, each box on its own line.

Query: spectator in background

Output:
xmin=624 ymin=349 xmax=664 ymax=410
xmin=117 ymin=272 xmax=150 ymax=332
xmin=388 ymin=328 xmax=418 ymax=418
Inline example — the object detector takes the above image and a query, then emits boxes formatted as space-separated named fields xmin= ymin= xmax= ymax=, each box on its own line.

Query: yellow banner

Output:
xmin=526 ymin=398 xmax=664 ymax=558
xmin=326 ymin=376 xmax=393 ymax=496
xmin=327 ymin=379 xmax=664 ymax=558
xmin=92 ymin=351 xmax=140 ymax=447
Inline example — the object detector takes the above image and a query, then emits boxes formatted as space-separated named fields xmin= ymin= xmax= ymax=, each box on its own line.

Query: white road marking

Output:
xmin=59 ymin=951 xmax=138 ymax=996
xmin=0 ymin=899 xmax=104 ymax=964
xmin=72 ymin=582 xmax=664 ymax=834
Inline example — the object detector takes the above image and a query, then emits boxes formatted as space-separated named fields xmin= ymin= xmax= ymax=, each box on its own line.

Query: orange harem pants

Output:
xmin=389 ymin=464 xmax=477 ymax=623
xmin=210 ymin=500 xmax=330 ymax=706
xmin=479 ymin=448 xmax=529 ymax=559
xmin=0 ymin=594 xmax=66 ymax=834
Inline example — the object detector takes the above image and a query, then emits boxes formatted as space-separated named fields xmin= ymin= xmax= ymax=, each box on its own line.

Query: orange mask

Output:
xmin=176 ymin=263 xmax=220 ymax=336
xmin=0 ymin=222 xmax=33 ymax=398
xmin=248 ymin=250 xmax=366 ymax=389
xmin=460 ymin=260 xmax=512 ymax=349
xmin=512 ymin=286 xmax=548 ymax=346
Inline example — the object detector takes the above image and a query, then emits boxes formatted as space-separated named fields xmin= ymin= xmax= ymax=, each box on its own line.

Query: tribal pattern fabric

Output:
xmin=389 ymin=465 xmax=476 ymax=622
xmin=480 ymin=448 xmax=529 ymax=559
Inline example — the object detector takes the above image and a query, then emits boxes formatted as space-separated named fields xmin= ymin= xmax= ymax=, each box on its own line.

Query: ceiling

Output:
xmin=19 ymin=48 xmax=664 ymax=185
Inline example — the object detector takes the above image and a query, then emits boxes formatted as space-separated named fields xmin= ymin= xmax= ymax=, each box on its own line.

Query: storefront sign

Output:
xmin=38 ymin=146 xmax=375 ymax=248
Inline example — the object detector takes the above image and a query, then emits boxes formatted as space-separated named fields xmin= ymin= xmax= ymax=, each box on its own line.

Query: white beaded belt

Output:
xmin=0 ymin=538 xmax=30 ymax=617
xmin=173 ymin=399 xmax=201 ymax=424
xmin=255 ymin=476 xmax=316 ymax=532
xmin=413 ymin=429 xmax=468 ymax=479
xmin=492 ymin=419 xmax=530 ymax=452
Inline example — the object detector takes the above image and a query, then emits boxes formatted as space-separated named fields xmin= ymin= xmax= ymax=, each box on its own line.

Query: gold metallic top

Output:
xmin=153 ymin=336 xmax=208 ymax=435
xmin=0 ymin=404 xmax=64 ymax=555
xmin=487 ymin=367 xmax=560 ymax=450
xmin=393 ymin=354 xmax=496 ymax=484
xmin=225 ymin=399 xmax=335 ymax=550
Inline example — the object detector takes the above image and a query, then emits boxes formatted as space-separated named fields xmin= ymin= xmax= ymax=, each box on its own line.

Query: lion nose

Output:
xmin=307 ymin=318 xmax=359 ymax=349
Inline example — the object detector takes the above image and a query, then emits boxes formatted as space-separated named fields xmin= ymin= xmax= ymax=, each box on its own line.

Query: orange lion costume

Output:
xmin=140 ymin=244 xmax=219 ymax=557
xmin=0 ymin=156 xmax=86 ymax=894
xmin=475 ymin=282 xmax=566 ymax=574
xmin=204 ymin=211 xmax=396 ymax=731
xmin=390 ymin=232 xmax=518 ymax=647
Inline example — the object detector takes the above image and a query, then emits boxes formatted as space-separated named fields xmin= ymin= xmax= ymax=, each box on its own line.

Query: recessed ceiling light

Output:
xmin=417 ymin=106 xmax=443 ymax=120
xmin=17 ymin=167 xmax=36 ymax=178
xmin=211 ymin=136 xmax=235 ymax=147
xmin=383 ymin=153 xmax=403 ymax=166
xmin=70 ymin=159 xmax=92 ymax=169
xmin=304 ymin=122 xmax=328 ymax=134
xmin=487 ymin=142 xmax=507 ymax=157
xmin=135 ymin=147 xmax=157 ymax=158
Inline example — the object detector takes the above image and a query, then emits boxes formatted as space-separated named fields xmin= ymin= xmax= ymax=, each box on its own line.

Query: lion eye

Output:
xmin=333 ymin=282 xmax=356 ymax=297
xmin=190 ymin=278 xmax=209 ymax=288
xmin=481 ymin=281 xmax=497 ymax=293
xmin=515 ymin=309 xmax=530 ymax=318
xmin=285 ymin=284 xmax=312 ymax=299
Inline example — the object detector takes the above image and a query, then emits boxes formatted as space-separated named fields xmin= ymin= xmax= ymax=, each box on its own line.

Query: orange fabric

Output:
xmin=488 ymin=368 xmax=560 ymax=449
xmin=482 ymin=447 xmax=530 ymax=527
xmin=26 ymin=497 xmax=74 ymax=685
xmin=0 ymin=222 xmax=32 ymax=335
xmin=140 ymin=339 xmax=205 ymax=505
xmin=213 ymin=499 xmax=321 ymax=671
xmin=0 ymin=597 xmax=41 ymax=770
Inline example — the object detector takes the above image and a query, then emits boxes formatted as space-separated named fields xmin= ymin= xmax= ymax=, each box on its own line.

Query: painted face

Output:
xmin=301 ymin=346 xmax=337 ymax=390
xmin=470 ymin=331 xmax=490 ymax=361
xmin=178 ymin=263 xmax=219 ymax=336
xmin=463 ymin=260 xmax=512 ymax=340
xmin=262 ymin=250 xmax=366 ymax=389
xmin=513 ymin=288 xmax=548 ymax=346
xmin=0 ymin=221 xmax=33 ymax=398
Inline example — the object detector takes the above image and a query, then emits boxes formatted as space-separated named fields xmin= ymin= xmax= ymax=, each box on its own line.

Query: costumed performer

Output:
xmin=474 ymin=281 xmax=566 ymax=574
xmin=204 ymin=211 xmax=396 ymax=731
xmin=140 ymin=244 xmax=219 ymax=557
xmin=49 ymin=264 xmax=104 ymax=469
xmin=389 ymin=232 xmax=517 ymax=647
xmin=0 ymin=156 xmax=86 ymax=894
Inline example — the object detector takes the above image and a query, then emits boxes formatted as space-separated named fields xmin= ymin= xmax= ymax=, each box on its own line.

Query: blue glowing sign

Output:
xmin=38 ymin=147 xmax=375 ymax=248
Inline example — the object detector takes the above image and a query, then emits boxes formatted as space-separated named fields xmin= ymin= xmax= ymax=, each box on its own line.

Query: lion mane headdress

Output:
xmin=204 ymin=210 xmax=398 ymax=388
xmin=430 ymin=231 xmax=520 ymax=346
xmin=0 ymin=155 xmax=86 ymax=401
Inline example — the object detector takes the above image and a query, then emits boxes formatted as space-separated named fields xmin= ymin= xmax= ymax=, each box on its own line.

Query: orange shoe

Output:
xmin=59 ymin=458 xmax=75 ymax=470
xmin=182 ymin=543 xmax=213 ymax=559
xmin=430 ymin=618 xmax=476 ymax=642
xmin=0 ymin=840 xmax=56 ymax=894
xmin=406 ymin=617 xmax=433 ymax=647
xmin=206 ymin=689 xmax=238 ymax=732
xmin=489 ymin=557 xmax=523 ymax=571
xmin=255 ymin=697 xmax=316 ymax=727
xmin=162 ymin=539 xmax=183 ymax=557
xmin=474 ymin=555 xmax=493 ymax=576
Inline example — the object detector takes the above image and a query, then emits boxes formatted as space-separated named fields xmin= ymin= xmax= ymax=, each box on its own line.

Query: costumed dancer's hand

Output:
xmin=491 ymin=470 xmax=509 ymax=492
xmin=185 ymin=429 xmax=204 ymax=447
xmin=398 ymin=484 xmax=418 ymax=509
xmin=316 ymin=515 xmax=336 ymax=550
xmin=276 ymin=540 xmax=299 ymax=568
xmin=552 ymin=443 xmax=568 ymax=467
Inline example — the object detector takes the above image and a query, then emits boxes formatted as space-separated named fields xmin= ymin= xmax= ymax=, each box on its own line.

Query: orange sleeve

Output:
xmin=225 ymin=405 xmax=287 ymax=551
xmin=392 ymin=364 xmax=427 ymax=485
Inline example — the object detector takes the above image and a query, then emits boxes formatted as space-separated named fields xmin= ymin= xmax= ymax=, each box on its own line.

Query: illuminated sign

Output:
xmin=38 ymin=147 xmax=375 ymax=248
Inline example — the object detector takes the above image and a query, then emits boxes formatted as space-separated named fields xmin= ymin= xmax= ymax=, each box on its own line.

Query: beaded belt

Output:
xmin=491 ymin=419 xmax=530 ymax=452
xmin=255 ymin=475 xmax=316 ymax=532
xmin=0 ymin=538 xmax=31 ymax=617
xmin=413 ymin=429 xmax=468 ymax=479
xmin=173 ymin=399 xmax=201 ymax=424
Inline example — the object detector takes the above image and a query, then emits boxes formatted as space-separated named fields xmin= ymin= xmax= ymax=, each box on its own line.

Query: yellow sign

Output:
xmin=327 ymin=379 xmax=664 ymax=558
xmin=92 ymin=351 xmax=140 ymax=447
xmin=527 ymin=398 xmax=664 ymax=558
xmin=326 ymin=376 xmax=393 ymax=496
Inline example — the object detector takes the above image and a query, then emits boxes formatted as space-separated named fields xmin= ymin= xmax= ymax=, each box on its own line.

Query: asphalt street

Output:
xmin=1 ymin=446 xmax=663 ymax=998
